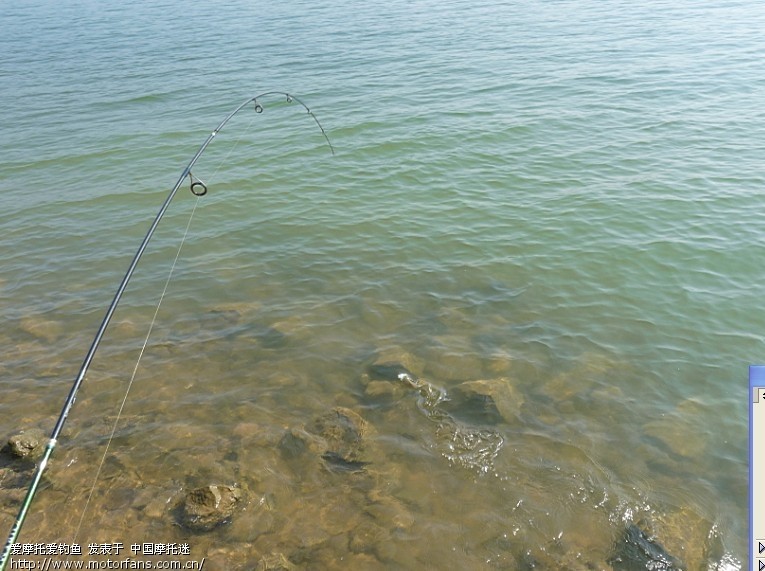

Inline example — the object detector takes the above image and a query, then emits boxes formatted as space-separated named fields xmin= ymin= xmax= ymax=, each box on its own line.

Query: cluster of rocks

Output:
xmin=361 ymin=349 xmax=524 ymax=427
xmin=0 ymin=346 xmax=730 ymax=570
xmin=362 ymin=355 xmax=519 ymax=476
xmin=355 ymin=353 xmax=713 ymax=570
xmin=161 ymin=399 xmax=414 ymax=569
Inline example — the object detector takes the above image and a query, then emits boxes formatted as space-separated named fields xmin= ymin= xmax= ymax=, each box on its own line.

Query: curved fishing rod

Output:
xmin=0 ymin=92 xmax=334 ymax=570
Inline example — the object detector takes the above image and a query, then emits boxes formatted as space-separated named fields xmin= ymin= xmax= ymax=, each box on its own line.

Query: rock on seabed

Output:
xmin=7 ymin=428 xmax=46 ymax=459
xmin=449 ymin=378 xmax=523 ymax=424
xmin=178 ymin=484 xmax=243 ymax=532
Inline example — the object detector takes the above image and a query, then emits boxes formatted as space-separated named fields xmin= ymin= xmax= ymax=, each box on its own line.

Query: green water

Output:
xmin=1 ymin=0 xmax=762 ymax=568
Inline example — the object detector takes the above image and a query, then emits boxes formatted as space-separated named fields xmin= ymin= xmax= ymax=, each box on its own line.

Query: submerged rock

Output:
xmin=19 ymin=316 xmax=62 ymax=343
xmin=178 ymin=484 xmax=243 ymax=532
xmin=257 ymin=552 xmax=295 ymax=571
xmin=363 ymin=380 xmax=403 ymax=399
xmin=647 ymin=506 xmax=731 ymax=570
xmin=364 ymin=492 xmax=415 ymax=531
xmin=253 ymin=325 xmax=288 ymax=349
xmin=278 ymin=428 xmax=324 ymax=460
xmin=280 ymin=407 xmax=373 ymax=476
xmin=7 ymin=428 xmax=47 ymax=459
xmin=310 ymin=407 xmax=369 ymax=466
xmin=448 ymin=378 xmax=523 ymax=424
xmin=362 ymin=353 xmax=424 ymax=401
xmin=367 ymin=362 xmax=416 ymax=383
xmin=208 ymin=301 xmax=262 ymax=320
xmin=320 ymin=451 xmax=370 ymax=473
xmin=642 ymin=399 xmax=707 ymax=458
xmin=607 ymin=524 xmax=685 ymax=570
xmin=0 ymin=465 xmax=34 ymax=507
xmin=369 ymin=348 xmax=423 ymax=378
xmin=349 ymin=520 xmax=391 ymax=559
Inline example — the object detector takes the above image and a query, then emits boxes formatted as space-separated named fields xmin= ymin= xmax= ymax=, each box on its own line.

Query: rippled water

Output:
xmin=1 ymin=0 xmax=763 ymax=569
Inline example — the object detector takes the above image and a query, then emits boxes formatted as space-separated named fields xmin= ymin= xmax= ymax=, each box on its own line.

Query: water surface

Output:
xmin=1 ymin=0 xmax=762 ymax=568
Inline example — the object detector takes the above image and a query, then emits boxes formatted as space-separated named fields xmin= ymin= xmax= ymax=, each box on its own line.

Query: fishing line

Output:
xmin=74 ymin=186 xmax=201 ymax=539
xmin=71 ymin=195 xmax=202 ymax=543
xmin=0 ymin=92 xmax=333 ymax=571
xmin=71 ymin=107 xmax=262 ymax=543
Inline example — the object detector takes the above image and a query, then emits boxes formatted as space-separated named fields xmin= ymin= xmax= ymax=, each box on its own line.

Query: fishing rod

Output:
xmin=0 ymin=92 xmax=334 ymax=570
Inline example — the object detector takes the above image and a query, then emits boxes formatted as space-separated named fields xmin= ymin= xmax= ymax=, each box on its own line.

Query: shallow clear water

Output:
xmin=1 ymin=0 xmax=762 ymax=568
